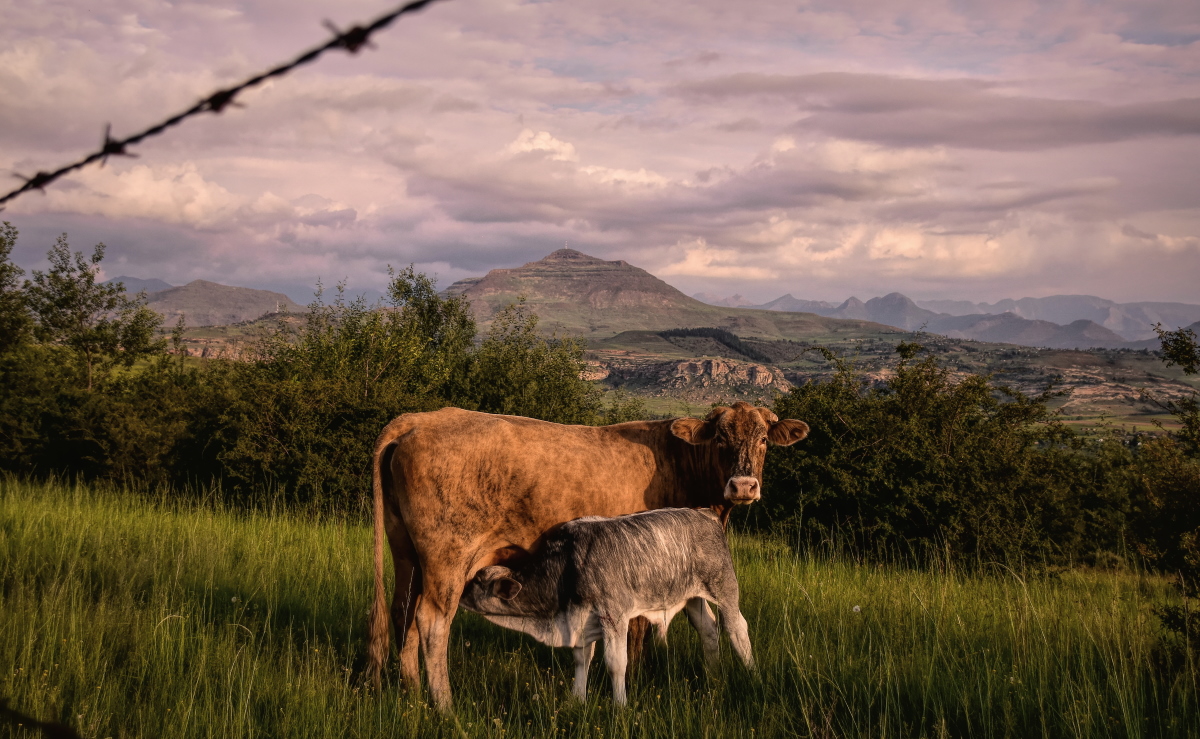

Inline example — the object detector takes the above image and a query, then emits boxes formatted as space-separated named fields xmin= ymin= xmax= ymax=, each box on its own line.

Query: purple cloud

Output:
xmin=1 ymin=0 xmax=1197 ymax=306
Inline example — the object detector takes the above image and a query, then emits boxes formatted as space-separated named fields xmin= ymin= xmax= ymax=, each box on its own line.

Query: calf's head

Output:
xmin=670 ymin=401 xmax=809 ymax=504
xmin=461 ymin=565 xmax=524 ymax=615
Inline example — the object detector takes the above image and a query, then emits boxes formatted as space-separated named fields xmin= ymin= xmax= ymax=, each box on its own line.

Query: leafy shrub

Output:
xmin=1131 ymin=325 xmax=1200 ymax=644
xmin=761 ymin=343 xmax=1105 ymax=562
xmin=0 ymin=221 xmax=31 ymax=350
xmin=465 ymin=299 xmax=601 ymax=423
xmin=0 ymin=227 xmax=617 ymax=509
xmin=214 ymin=271 xmax=476 ymax=506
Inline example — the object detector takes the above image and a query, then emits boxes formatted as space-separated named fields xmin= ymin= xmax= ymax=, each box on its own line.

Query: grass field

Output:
xmin=2 ymin=479 xmax=1197 ymax=738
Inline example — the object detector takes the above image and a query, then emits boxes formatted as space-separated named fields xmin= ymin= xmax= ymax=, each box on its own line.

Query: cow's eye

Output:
xmin=760 ymin=436 xmax=768 ymax=445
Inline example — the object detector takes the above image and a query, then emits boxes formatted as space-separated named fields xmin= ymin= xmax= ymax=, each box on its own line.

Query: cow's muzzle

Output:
xmin=724 ymin=476 xmax=761 ymax=504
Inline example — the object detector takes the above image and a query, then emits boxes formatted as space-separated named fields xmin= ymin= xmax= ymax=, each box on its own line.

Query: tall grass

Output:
xmin=1 ymin=478 xmax=1195 ymax=738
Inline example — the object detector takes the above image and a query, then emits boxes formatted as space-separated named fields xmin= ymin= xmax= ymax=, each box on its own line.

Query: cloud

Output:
xmin=675 ymin=72 xmax=1200 ymax=151
xmin=2 ymin=0 xmax=1198 ymax=306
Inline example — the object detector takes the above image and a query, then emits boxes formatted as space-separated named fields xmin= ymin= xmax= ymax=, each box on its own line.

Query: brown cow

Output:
xmin=367 ymin=401 xmax=809 ymax=710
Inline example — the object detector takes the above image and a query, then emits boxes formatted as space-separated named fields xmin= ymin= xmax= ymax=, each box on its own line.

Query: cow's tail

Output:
xmin=367 ymin=421 xmax=406 ymax=688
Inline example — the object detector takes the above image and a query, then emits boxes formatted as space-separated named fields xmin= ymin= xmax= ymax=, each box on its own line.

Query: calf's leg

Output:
xmin=602 ymin=617 xmax=631 ymax=706
xmin=572 ymin=642 xmax=595 ymax=701
xmin=685 ymin=598 xmax=721 ymax=666
xmin=721 ymin=608 xmax=754 ymax=670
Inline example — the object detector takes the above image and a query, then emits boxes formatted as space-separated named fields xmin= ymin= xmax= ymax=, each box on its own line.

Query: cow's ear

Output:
xmin=768 ymin=419 xmax=809 ymax=446
xmin=671 ymin=417 xmax=716 ymax=445
xmin=755 ymin=407 xmax=780 ymax=425
xmin=492 ymin=577 xmax=523 ymax=600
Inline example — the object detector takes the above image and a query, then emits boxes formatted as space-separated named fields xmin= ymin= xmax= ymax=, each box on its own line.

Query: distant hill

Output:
xmin=145 ymin=280 xmax=304 ymax=327
xmin=692 ymin=292 xmax=755 ymax=308
xmin=862 ymin=293 xmax=940 ymax=331
xmin=749 ymin=290 xmax=1148 ymax=348
xmin=915 ymin=295 xmax=1200 ymax=341
xmin=103 ymin=276 xmax=174 ymax=294
xmin=754 ymin=294 xmax=838 ymax=314
xmin=442 ymin=249 xmax=895 ymax=340
xmin=924 ymin=313 xmax=1127 ymax=349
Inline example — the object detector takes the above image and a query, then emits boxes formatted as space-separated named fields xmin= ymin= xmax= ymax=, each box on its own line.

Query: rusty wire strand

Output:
xmin=0 ymin=0 xmax=446 ymax=210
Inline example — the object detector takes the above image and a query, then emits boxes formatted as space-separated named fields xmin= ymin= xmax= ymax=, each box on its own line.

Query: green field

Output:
xmin=2 ymin=479 xmax=1196 ymax=738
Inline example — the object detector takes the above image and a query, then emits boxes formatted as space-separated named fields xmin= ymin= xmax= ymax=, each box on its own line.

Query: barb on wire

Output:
xmin=0 ymin=0 xmax=446 ymax=211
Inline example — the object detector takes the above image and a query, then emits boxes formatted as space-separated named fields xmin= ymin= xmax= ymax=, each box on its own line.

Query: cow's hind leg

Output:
xmin=603 ymin=616 xmax=631 ymax=706
xmin=378 ymin=495 xmax=423 ymax=689
xmin=685 ymin=598 xmax=721 ymax=667
xmin=572 ymin=642 xmax=595 ymax=701
xmin=390 ymin=554 xmax=422 ymax=689
xmin=414 ymin=570 xmax=463 ymax=711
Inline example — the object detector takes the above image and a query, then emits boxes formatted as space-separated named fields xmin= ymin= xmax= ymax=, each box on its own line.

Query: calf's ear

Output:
xmin=671 ymin=417 xmax=717 ymax=444
xmin=478 ymin=565 xmax=523 ymax=600
xmin=492 ymin=577 xmax=523 ymax=600
xmin=768 ymin=419 xmax=809 ymax=446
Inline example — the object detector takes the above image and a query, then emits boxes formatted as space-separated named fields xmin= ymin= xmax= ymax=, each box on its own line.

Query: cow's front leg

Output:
xmin=602 ymin=615 xmax=631 ymax=706
xmin=685 ymin=598 xmax=721 ymax=667
xmin=572 ymin=641 xmax=595 ymax=701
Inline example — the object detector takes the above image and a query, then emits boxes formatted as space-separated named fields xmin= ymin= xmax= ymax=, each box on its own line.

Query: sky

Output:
xmin=2 ymin=0 xmax=1199 ymax=305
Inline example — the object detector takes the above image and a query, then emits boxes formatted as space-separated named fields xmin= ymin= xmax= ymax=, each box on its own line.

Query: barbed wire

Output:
xmin=0 ymin=0 xmax=448 ymax=211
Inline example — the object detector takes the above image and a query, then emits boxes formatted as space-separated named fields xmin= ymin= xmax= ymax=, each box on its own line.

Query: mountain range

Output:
xmin=696 ymin=291 xmax=1200 ymax=346
xmin=104 ymin=253 xmax=1196 ymax=351
xmin=105 ymin=276 xmax=303 ymax=327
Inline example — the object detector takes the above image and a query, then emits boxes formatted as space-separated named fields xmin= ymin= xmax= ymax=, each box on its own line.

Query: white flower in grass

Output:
xmin=852 ymin=605 xmax=861 ymax=613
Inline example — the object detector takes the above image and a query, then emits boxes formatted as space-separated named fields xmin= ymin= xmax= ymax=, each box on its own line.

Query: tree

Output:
xmin=217 ymin=267 xmax=478 ymax=506
xmin=0 ymin=221 xmax=31 ymax=351
xmin=466 ymin=298 xmax=602 ymax=424
xmin=24 ymin=235 xmax=164 ymax=390
xmin=1153 ymin=323 xmax=1200 ymax=451
xmin=1130 ymin=324 xmax=1200 ymax=619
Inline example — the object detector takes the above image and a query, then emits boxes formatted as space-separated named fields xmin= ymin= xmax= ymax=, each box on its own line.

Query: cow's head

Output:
xmin=670 ymin=401 xmax=809 ymax=504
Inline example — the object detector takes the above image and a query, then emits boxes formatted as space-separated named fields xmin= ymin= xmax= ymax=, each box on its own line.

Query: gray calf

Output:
xmin=459 ymin=507 xmax=753 ymax=704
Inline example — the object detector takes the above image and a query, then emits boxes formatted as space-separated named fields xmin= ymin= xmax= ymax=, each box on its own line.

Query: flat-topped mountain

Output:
xmin=443 ymin=249 xmax=891 ymax=340
xmin=445 ymin=249 xmax=698 ymax=311
xmin=146 ymin=280 xmax=303 ymax=327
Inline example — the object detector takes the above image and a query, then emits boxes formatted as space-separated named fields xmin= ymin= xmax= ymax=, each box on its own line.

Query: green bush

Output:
xmin=214 ymin=271 xmax=476 ymax=507
xmin=0 ymin=227 xmax=614 ymax=510
xmin=761 ymin=343 xmax=1112 ymax=563
xmin=1132 ymin=324 xmax=1200 ymax=626
xmin=464 ymin=299 xmax=601 ymax=424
